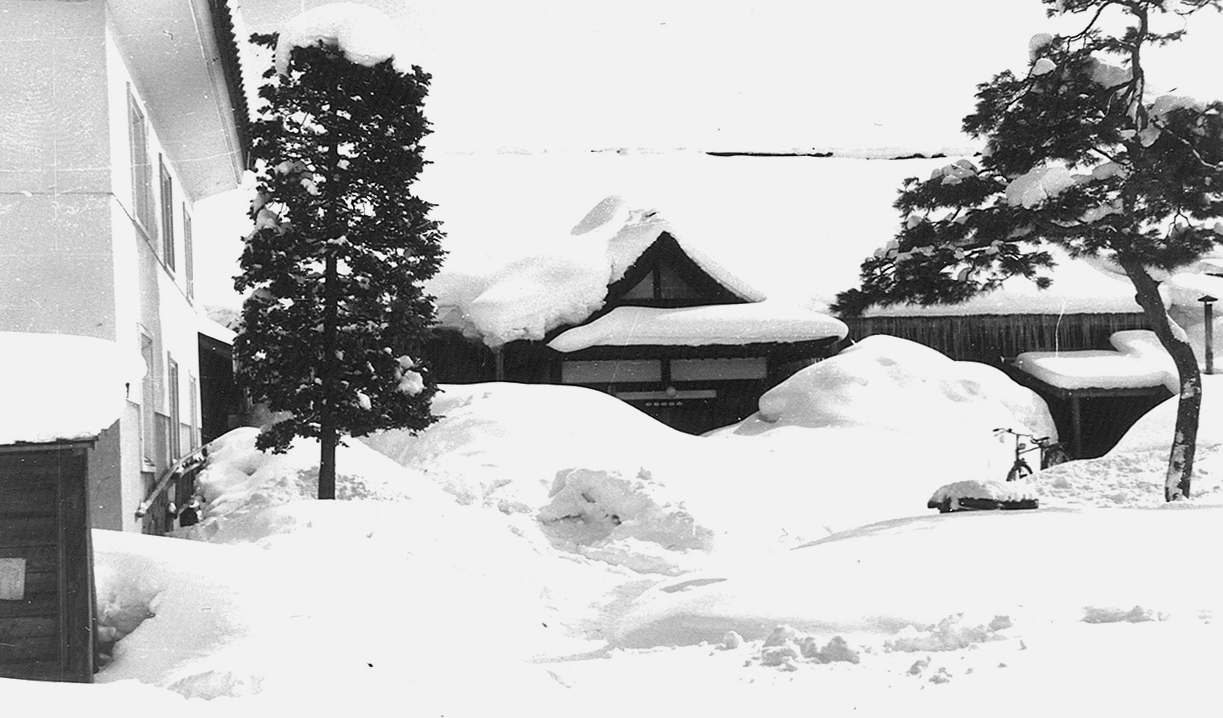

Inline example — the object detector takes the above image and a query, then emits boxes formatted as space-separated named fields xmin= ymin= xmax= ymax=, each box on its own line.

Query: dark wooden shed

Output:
xmin=0 ymin=441 xmax=96 ymax=682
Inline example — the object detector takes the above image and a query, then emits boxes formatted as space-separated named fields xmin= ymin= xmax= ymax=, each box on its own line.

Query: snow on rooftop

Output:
xmin=1014 ymin=330 xmax=1177 ymax=392
xmin=421 ymin=152 xmax=1162 ymax=320
xmin=547 ymin=302 xmax=847 ymax=352
xmin=459 ymin=195 xmax=774 ymax=347
xmin=864 ymin=248 xmax=1142 ymax=317
xmin=274 ymin=3 xmax=412 ymax=75
xmin=0 ymin=332 xmax=144 ymax=445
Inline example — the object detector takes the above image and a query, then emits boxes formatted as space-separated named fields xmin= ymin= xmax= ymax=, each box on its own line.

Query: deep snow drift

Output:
xmin=9 ymin=337 xmax=1223 ymax=716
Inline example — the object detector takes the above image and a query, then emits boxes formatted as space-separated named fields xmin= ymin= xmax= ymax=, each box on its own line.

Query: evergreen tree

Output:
xmin=834 ymin=0 xmax=1223 ymax=501
xmin=234 ymin=32 xmax=444 ymax=500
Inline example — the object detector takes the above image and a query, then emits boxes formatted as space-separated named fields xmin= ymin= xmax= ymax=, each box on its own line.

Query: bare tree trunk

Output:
xmin=318 ymin=250 xmax=340 ymax=501
xmin=1119 ymin=257 xmax=1202 ymax=501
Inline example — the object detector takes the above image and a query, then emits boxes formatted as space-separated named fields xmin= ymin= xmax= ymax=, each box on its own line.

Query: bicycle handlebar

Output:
xmin=994 ymin=427 xmax=1054 ymax=444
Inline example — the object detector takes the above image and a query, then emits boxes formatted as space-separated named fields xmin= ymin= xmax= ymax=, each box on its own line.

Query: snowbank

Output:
xmin=0 ymin=332 xmax=143 ymax=444
xmin=743 ymin=335 xmax=1054 ymax=438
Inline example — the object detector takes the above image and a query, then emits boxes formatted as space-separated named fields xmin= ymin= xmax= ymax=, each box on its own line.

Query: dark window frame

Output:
xmin=127 ymin=87 xmax=154 ymax=232
xmin=159 ymin=156 xmax=175 ymax=271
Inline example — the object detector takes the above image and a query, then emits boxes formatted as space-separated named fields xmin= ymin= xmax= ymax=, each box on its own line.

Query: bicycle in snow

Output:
xmin=995 ymin=427 xmax=1071 ymax=482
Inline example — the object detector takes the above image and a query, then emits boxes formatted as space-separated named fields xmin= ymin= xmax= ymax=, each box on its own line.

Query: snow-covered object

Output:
xmin=1014 ymin=330 xmax=1178 ymax=392
xmin=394 ymin=355 xmax=424 ymax=395
xmin=1005 ymin=165 xmax=1084 ymax=208
xmin=0 ymin=332 xmax=143 ymax=444
xmin=274 ymin=3 xmax=411 ymax=75
xmin=1028 ymin=33 xmax=1054 ymax=61
xmin=927 ymin=479 xmax=1039 ymax=507
xmin=751 ymin=335 xmax=1056 ymax=439
xmin=462 ymin=195 xmax=766 ymax=346
xmin=1032 ymin=58 xmax=1057 ymax=76
xmin=538 ymin=467 xmax=714 ymax=574
xmin=547 ymin=301 xmax=848 ymax=352
xmin=1150 ymin=94 xmax=1206 ymax=121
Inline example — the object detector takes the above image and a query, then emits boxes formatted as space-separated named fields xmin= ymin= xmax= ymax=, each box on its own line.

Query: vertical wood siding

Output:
xmin=844 ymin=313 xmax=1152 ymax=365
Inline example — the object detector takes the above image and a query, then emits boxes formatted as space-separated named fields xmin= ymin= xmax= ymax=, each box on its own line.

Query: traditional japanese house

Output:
xmin=429 ymin=197 xmax=848 ymax=434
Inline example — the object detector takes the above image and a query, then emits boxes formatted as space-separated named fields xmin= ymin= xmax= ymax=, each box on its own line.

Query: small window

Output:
xmin=621 ymin=273 xmax=655 ymax=300
xmin=139 ymin=332 xmax=156 ymax=465
xmin=167 ymin=356 xmax=181 ymax=460
xmin=658 ymin=263 xmax=700 ymax=299
xmin=188 ymin=374 xmax=199 ymax=450
xmin=671 ymin=357 xmax=768 ymax=381
xmin=160 ymin=157 xmax=175 ymax=270
xmin=127 ymin=88 xmax=154 ymax=231
xmin=184 ymin=206 xmax=194 ymax=299
xmin=561 ymin=359 xmax=663 ymax=384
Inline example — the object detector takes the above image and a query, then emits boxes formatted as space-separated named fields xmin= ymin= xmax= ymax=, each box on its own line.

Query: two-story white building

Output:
xmin=0 ymin=0 xmax=249 ymax=531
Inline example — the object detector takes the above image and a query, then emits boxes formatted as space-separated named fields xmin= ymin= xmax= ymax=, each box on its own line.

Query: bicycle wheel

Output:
xmin=1041 ymin=444 xmax=1071 ymax=469
xmin=1006 ymin=460 xmax=1033 ymax=482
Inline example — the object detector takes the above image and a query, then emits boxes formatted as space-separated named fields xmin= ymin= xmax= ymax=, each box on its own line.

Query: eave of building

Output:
xmin=108 ymin=0 xmax=250 ymax=201
xmin=547 ymin=303 xmax=850 ymax=354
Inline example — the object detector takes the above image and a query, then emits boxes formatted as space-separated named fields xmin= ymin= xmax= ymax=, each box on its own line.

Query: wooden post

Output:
xmin=1071 ymin=394 xmax=1083 ymax=459
xmin=1200 ymin=295 xmax=1217 ymax=375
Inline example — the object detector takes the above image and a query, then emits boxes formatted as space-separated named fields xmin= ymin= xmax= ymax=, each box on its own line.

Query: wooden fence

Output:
xmin=843 ymin=312 xmax=1152 ymax=365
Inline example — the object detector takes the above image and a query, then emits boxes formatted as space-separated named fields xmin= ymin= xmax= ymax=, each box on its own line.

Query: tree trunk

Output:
xmin=1119 ymin=257 xmax=1202 ymax=501
xmin=317 ymin=140 xmax=342 ymax=501
xmin=318 ymin=416 xmax=337 ymax=500
xmin=318 ymin=250 xmax=340 ymax=500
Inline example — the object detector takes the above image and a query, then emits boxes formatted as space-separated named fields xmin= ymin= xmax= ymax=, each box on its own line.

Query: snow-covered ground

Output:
xmin=8 ymin=336 xmax=1223 ymax=716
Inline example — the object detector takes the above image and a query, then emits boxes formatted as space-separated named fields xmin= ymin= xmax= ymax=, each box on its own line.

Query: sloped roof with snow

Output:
xmin=457 ymin=195 xmax=784 ymax=347
xmin=547 ymin=302 xmax=848 ymax=353
xmin=1014 ymin=330 xmax=1176 ymax=392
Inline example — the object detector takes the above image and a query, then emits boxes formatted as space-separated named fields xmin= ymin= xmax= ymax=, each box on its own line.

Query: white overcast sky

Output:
xmin=228 ymin=0 xmax=1223 ymax=152
xmin=197 ymin=0 xmax=1223 ymax=308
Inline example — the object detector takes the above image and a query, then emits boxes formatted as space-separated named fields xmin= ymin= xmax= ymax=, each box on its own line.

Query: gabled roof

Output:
xmin=601 ymin=231 xmax=758 ymax=310
xmin=453 ymin=196 xmax=780 ymax=347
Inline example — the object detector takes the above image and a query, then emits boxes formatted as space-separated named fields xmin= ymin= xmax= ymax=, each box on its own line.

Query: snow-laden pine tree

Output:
xmin=234 ymin=30 xmax=444 ymax=500
xmin=834 ymin=0 xmax=1223 ymax=501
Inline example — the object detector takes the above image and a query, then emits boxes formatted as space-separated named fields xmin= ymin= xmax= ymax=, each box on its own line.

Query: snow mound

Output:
xmin=363 ymin=383 xmax=692 ymax=509
xmin=752 ymin=335 xmax=1054 ymax=438
xmin=538 ymin=467 xmax=714 ymax=574
xmin=274 ymin=2 xmax=412 ymax=75
xmin=187 ymin=427 xmax=439 ymax=541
